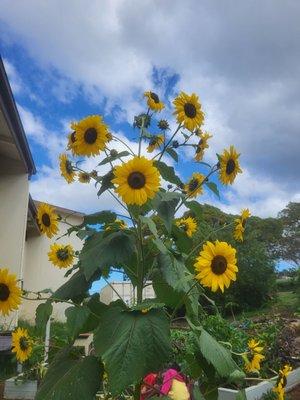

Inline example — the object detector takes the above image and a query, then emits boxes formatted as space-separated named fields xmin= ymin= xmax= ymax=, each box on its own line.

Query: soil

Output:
xmin=288 ymin=384 xmax=300 ymax=400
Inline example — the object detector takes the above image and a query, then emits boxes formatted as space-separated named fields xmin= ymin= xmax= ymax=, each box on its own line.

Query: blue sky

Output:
xmin=1 ymin=1 xmax=299 ymax=285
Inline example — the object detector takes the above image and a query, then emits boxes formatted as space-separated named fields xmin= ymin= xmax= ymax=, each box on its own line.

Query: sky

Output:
xmin=1 ymin=0 xmax=300 ymax=221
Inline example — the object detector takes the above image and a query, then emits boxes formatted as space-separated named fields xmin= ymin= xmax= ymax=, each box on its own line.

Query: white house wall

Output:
xmin=20 ymin=213 xmax=83 ymax=324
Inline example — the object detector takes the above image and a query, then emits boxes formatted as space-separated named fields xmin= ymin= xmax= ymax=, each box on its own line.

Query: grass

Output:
xmin=277 ymin=291 xmax=298 ymax=309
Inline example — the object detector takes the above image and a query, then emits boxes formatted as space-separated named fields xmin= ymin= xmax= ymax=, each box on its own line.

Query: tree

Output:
xmin=277 ymin=202 xmax=300 ymax=266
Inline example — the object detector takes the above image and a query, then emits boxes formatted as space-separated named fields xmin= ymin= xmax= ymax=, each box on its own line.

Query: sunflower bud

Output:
xmin=158 ymin=119 xmax=169 ymax=131
xmin=172 ymin=140 xmax=179 ymax=148
xmin=110 ymin=149 xmax=118 ymax=157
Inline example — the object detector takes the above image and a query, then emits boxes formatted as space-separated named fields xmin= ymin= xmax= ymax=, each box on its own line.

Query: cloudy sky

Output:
xmin=0 ymin=0 xmax=299 ymax=218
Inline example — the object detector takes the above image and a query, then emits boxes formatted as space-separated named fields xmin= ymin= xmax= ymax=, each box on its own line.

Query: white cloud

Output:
xmin=3 ymin=58 xmax=23 ymax=94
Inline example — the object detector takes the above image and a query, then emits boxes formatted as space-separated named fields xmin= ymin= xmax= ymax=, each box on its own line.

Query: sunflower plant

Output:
xmin=1 ymin=90 xmax=257 ymax=399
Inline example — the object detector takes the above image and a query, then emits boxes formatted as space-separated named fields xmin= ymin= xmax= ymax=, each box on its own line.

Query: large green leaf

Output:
xmin=205 ymin=181 xmax=220 ymax=199
xmin=185 ymin=200 xmax=203 ymax=218
xmin=83 ymin=210 xmax=116 ymax=226
xmin=97 ymin=170 xmax=114 ymax=196
xmin=52 ymin=271 xmax=95 ymax=302
xmin=236 ymin=389 xmax=247 ymax=400
xmin=166 ymin=147 xmax=178 ymax=162
xmin=153 ymin=191 xmax=182 ymax=232
xmin=193 ymin=386 xmax=206 ymax=400
xmin=65 ymin=306 xmax=91 ymax=339
xmin=94 ymin=308 xmax=171 ymax=394
xmin=35 ymin=301 xmax=53 ymax=330
xmin=36 ymin=347 xmax=102 ymax=400
xmin=140 ymin=215 xmax=158 ymax=237
xmin=172 ymin=224 xmax=193 ymax=254
xmin=80 ymin=231 xmax=135 ymax=280
xmin=154 ymin=160 xmax=182 ymax=187
xmin=197 ymin=329 xmax=239 ymax=377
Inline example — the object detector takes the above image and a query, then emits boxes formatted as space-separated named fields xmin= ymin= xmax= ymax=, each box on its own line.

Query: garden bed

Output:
xmin=3 ymin=378 xmax=37 ymax=400
xmin=218 ymin=367 xmax=300 ymax=400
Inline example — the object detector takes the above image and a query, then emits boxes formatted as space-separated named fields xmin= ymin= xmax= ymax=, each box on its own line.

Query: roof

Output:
xmin=34 ymin=200 xmax=85 ymax=218
xmin=0 ymin=57 xmax=36 ymax=176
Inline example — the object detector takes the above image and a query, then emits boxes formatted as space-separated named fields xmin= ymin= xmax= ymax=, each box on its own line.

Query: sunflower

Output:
xmin=244 ymin=339 xmax=265 ymax=373
xmin=234 ymin=219 xmax=245 ymax=242
xmin=67 ymin=128 xmax=80 ymax=156
xmin=184 ymin=172 xmax=205 ymax=198
xmin=144 ymin=91 xmax=165 ymax=112
xmin=11 ymin=327 xmax=32 ymax=363
xmin=78 ymin=172 xmax=91 ymax=183
xmin=48 ymin=243 xmax=74 ymax=269
xmin=158 ymin=119 xmax=169 ymax=131
xmin=273 ymin=365 xmax=292 ymax=399
xmin=245 ymin=352 xmax=265 ymax=373
xmin=105 ymin=219 xmax=127 ymax=231
xmin=0 ymin=268 xmax=22 ymax=316
xmin=194 ymin=241 xmax=238 ymax=292
xmin=112 ymin=156 xmax=160 ymax=206
xmin=176 ymin=217 xmax=197 ymax=237
xmin=73 ymin=115 xmax=109 ymax=157
xmin=59 ymin=153 xmax=76 ymax=183
xmin=219 ymin=145 xmax=242 ymax=185
xmin=147 ymin=135 xmax=164 ymax=153
xmin=194 ymin=132 xmax=212 ymax=162
xmin=36 ymin=203 xmax=59 ymax=238
xmin=173 ymin=92 xmax=204 ymax=131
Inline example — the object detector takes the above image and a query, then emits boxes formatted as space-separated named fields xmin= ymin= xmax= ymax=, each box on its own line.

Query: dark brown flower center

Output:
xmin=65 ymin=160 xmax=73 ymax=175
xmin=226 ymin=159 xmax=236 ymax=175
xmin=127 ymin=171 xmax=146 ymax=189
xmin=42 ymin=213 xmax=51 ymax=227
xmin=211 ymin=255 xmax=227 ymax=275
xmin=184 ymin=102 xmax=197 ymax=118
xmin=149 ymin=137 xmax=158 ymax=146
xmin=188 ymin=178 xmax=199 ymax=192
xmin=150 ymin=92 xmax=160 ymax=103
xmin=0 ymin=283 xmax=10 ymax=301
xmin=84 ymin=128 xmax=97 ymax=144
xmin=19 ymin=336 xmax=29 ymax=351
xmin=56 ymin=248 xmax=69 ymax=261
xmin=70 ymin=131 xmax=76 ymax=143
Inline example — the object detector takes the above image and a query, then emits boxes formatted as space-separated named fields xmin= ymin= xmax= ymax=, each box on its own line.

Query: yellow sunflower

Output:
xmin=176 ymin=217 xmax=197 ymax=237
xmin=112 ymin=156 xmax=160 ymax=206
xmin=0 ymin=268 xmax=22 ymax=316
xmin=105 ymin=219 xmax=127 ymax=231
xmin=194 ymin=241 xmax=238 ymax=292
xmin=173 ymin=92 xmax=204 ymax=131
xmin=184 ymin=172 xmax=205 ymax=198
xmin=273 ymin=365 xmax=292 ymax=400
xmin=78 ymin=172 xmax=91 ymax=183
xmin=11 ymin=327 xmax=32 ymax=363
xmin=245 ymin=352 xmax=265 ymax=373
xmin=73 ymin=115 xmax=109 ymax=157
xmin=59 ymin=153 xmax=76 ymax=183
xmin=67 ymin=128 xmax=80 ymax=156
xmin=244 ymin=339 xmax=265 ymax=373
xmin=147 ymin=135 xmax=164 ymax=153
xmin=195 ymin=132 xmax=212 ymax=162
xmin=48 ymin=243 xmax=74 ymax=269
xmin=36 ymin=203 xmax=59 ymax=238
xmin=234 ymin=208 xmax=251 ymax=242
xmin=219 ymin=145 xmax=242 ymax=185
xmin=144 ymin=91 xmax=165 ymax=112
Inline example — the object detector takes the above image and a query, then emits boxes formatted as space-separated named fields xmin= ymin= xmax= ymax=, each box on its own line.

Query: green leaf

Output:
xmin=166 ymin=147 xmax=178 ymax=162
xmin=65 ymin=306 xmax=91 ymax=338
xmin=94 ymin=308 xmax=171 ymax=394
xmin=83 ymin=210 xmax=116 ymax=226
xmin=193 ymin=386 xmax=206 ymax=400
xmin=81 ymin=294 xmax=108 ymax=332
xmin=172 ymin=224 xmax=193 ymax=254
xmin=205 ymin=181 xmax=220 ymax=199
xmin=152 ymin=237 xmax=169 ymax=254
xmin=197 ymin=329 xmax=239 ymax=377
xmin=36 ymin=347 xmax=102 ymax=400
xmin=98 ymin=150 xmax=130 ymax=166
xmin=140 ymin=215 xmax=158 ymax=237
xmin=152 ymin=270 xmax=182 ymax=307
xmin=52 ymin=270 xmax=99 ymax=303
xmin=80 ymin=231 xmax=135 ymax=280
xmin=236 ymin=389 xmax=247 ymax=400
xmin=97 ymin=170 xmax=114 ymax=196
xmin=153 ymin=191 xmax=182 ymax=232
xmin=35 ymin=302 xmax=53 ymax=330
xmin=157 ymin=253 xmax=192 ymax=293
xmin=154 ymin=160 xmax=182 ymax=187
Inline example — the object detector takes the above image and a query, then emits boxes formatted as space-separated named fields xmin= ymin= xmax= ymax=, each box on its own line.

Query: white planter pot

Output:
xmin=218 ymin=367 xmax=300 ymax=400
xmin=4 ymin=377 xmax=37 ymax=400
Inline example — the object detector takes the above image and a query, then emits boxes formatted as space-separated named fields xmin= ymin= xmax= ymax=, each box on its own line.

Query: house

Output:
xmin=100 ymin=281 xmax=155 ymax=305
xmin=0 ymin=57 xmax=83 ymax=327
